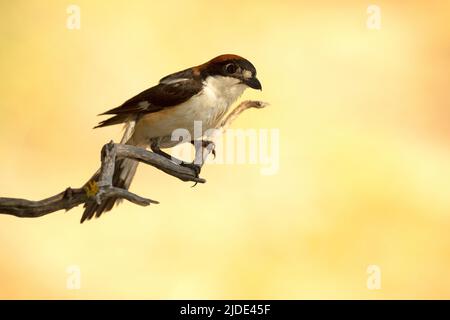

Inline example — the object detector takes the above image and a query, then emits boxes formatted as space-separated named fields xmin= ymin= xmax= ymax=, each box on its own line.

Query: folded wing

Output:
xmin=95 ymin=78 xmax=203 ymax=128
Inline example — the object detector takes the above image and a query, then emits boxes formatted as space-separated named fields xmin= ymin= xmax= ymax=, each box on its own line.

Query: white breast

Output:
xmin=132 ymin=76 xmax=247 ymax=147
xmin=195 ymin=75 xmax=247 ymax=126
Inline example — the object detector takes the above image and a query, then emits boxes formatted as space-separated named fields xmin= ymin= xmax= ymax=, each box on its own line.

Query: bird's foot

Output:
xmin=191 ymin=140 xmax=216 ymax=159
xmin=180 ymin=161 xmax=202 ymax=178
xmin=180 ymin=161 xmax=203 ymax=187
xmin=207 ymin=141 xmax=216 ymax=159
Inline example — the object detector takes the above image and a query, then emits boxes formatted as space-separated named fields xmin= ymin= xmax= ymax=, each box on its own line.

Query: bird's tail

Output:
xmin=80 ymin=123 xmax=141 ymax=223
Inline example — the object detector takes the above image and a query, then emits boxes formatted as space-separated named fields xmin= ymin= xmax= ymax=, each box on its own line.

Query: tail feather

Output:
xmin=80 ymin=157 xmax=139 ymax=223
xmin=81 ymin=120 xmax=141 ymax=223
xmin=94 ymin=114 xmax=131 ymax=128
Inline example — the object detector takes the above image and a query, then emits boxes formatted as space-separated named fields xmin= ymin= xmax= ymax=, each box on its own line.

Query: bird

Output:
xmin=81 ymin=54 xmax=262 ymax=223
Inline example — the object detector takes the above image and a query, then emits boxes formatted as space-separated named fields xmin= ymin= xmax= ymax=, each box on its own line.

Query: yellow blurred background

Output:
xmin=1 ymin=0 xmax=450 ymax=299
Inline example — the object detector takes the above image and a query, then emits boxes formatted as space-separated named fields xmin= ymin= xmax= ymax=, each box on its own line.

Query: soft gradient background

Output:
xmin=1 ymin=0 xmax=450 ymax=299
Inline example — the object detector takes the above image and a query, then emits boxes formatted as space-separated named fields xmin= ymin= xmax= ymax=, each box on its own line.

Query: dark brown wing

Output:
xmin=95 ymin=79 xmax=203 ymax=128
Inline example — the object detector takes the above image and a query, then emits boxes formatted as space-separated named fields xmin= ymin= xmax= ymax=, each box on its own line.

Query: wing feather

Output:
xmin=96 ymin=79 xmax=202 ymax=128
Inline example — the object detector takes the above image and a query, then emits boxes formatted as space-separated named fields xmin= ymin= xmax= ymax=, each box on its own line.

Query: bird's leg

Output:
xmin=150 ymin=142 xmax=173 ymax=160
xmin=191 ymin=140 xmax=216 ymax=159
xmin=182 ymin=139 xmax=216 ymax=183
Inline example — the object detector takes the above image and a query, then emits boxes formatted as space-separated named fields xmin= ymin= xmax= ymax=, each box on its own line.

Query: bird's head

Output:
xmin=196 ymin=54 xmax=262 ymax=91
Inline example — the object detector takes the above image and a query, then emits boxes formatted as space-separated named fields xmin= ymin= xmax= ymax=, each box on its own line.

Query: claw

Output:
xmin=191 ymin=140 xmax=216 ymax=159
xmin=181 ymin=162 xmax=201 ymax=176
xmin=202 ymin=140 xmax=216 ymax=159
xmin=180 ymin=162 xmax=202 ymax=187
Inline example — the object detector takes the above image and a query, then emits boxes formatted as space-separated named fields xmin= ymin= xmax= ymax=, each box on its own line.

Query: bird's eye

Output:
xmin=224 ymin=63 xmax=237 ymax=74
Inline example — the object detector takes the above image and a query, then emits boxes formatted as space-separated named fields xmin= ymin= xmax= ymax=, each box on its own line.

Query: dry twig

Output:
xmin=0 ymin=100 xmax=268 ymax=219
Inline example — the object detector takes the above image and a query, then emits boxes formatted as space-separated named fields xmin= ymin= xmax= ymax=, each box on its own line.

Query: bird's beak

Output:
xmin=245 ymin=77 xmax=262 ymax=90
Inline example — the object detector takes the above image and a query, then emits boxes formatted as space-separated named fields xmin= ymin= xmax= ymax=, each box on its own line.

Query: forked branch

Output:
xmin=0 ymin=100 xmax=268 ymax=219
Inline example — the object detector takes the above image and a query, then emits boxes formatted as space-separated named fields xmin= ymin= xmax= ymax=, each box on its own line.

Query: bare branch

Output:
xmin=0 ymin=187 xmax=156 ymax=218
xmin=0 ymin=100 xmax=268 ymax=219
xmin=221 ymin=100 xmax=269 ymax=131
xmin=114 ymin=144 xmax=206 ymax=183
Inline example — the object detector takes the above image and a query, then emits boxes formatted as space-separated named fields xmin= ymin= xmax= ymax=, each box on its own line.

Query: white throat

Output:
xmin=203 ymin=75 xmax=247 ymax=109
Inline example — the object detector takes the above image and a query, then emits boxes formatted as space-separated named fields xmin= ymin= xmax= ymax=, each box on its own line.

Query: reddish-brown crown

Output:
xmin=193 ymin=54 xmax=257 ymax=79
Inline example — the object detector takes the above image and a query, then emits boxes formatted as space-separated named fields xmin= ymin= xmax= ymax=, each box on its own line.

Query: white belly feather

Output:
xmin=130 ymin=76 xmax=247 ymax=147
